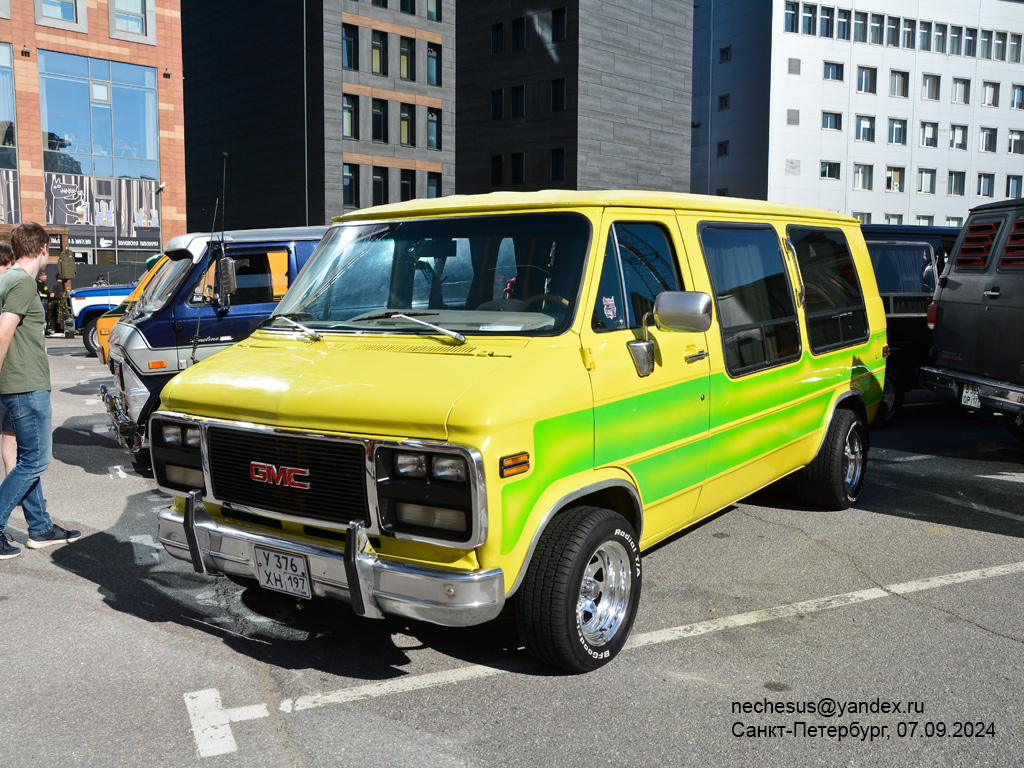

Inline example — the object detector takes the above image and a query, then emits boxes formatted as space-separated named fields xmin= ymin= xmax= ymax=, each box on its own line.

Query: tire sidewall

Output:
xmin=83 ymin=318 xmax=98 ymax=357
xmin=840 ymin=413 xmax=867 ymax=505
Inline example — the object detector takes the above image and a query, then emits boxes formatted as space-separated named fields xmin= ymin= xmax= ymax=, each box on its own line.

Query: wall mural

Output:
xmin=45 ymin=173 xmax=160 ymax=251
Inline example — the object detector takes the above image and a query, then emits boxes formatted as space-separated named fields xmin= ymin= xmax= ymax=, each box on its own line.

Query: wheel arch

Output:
xmin=810 ymin=389 xmax=869 ymax=465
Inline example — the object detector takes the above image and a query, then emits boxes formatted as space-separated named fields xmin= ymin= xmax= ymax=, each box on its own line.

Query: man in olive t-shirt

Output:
xmin=0 ymin=222 xmax=80 ymax=560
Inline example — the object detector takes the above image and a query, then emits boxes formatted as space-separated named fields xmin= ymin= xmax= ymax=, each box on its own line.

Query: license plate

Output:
xmin=253 ymin=546 xmax=311 ymax=599
xmin=961 ymin=383 xmax=981 ymax=409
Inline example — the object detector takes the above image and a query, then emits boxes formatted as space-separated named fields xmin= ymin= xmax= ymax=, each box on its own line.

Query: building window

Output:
xmin=853 ymin=212 xmax=872 ymax=224
xmin=490 ymin=155 xmax=503 ymax=186
xmin=372 ymin=0 xmax=388 ymax=7
xmin=427 ymin=44 xmax=441 ymax=85
xmin=400 ymin=0 xmax=415 ymax=14
xmin=886 ymin=166 xmax=905 ymax=192
xmin=372 ymin=166 xmax=388 ymax=206
xmin=343 ymin=94 xmax=359 ymax=139
xmin=917 ymin=215 xmax=934 ymax=226
xmin=551 ymin=147 xmax=565 ymax=181
xmin=982 ymin=81 xmax=999 ymax=107
xmin=42 ymin=0 xmax=76 ymax=21
xmin=935 ymin=24 xmax=947 ymax=53
xmin=512 ymin=17 xmax=526 ymax=49
xmin=819 ymin=7 xmax=833 ymax=37
xmin=853 ymin=11 xmax=866 ymax=42
xmin=884 ymin=214 xmax=904 ymax=225
xmin=920 ymin=121 xmax=938 ymax=147
xmin=837 ymin=10 xmax=850 ymax=40
xmin=788 ymin=58 xmax=801 ymax=75
xmin=400 ymin=169 xmax=415 ymax=202
xmin=978 ymin=173 xmax=995 ymax=197
xmin=949 ymin=124 xmax=968 ymax=150
xmin=113 ymin=0 xmax=145 ymax=35
xmin=1012 ymin=85 xmax=1024 ymax=110
xmin=995 ymin=31 xmax=1007 ymax=60
xmin=902 ymin=19 xmax=915 ymax=48
xmin=821 ymin=111 xmax=842 ymax=131
xmin=890 ymin=70 xmax=908 ymax=97
xmin=820 ymin=161 xmax=841 ymax=180
xmin=980 ymin=29 xmax=993 ymax=59
xmin=510 ymin=152 xmax=524 ymax=184
xmin=947 ymin=216 xmax=963 ymax=227
xmin=886 ymin=16 xmax=898 ymax=47
xmin=853 ymin=164 xmax=873 ymax=190
xmin=719 ymin=46 xmax=732 ymax=63
xmin=426 ymin=0 xmax=440 ymax=21
xmin=427 ymin=172 xmax=441 ymax=198
xmin=552 ymin=79 xmax=566 ymax=111
xmin=490 ymin=89 xmax=503 ymax=120
xmin=857 ymin=66 xmax=876 ymax=94
xmin=718 ymin=94 xmax=730 ymax=111
xmin=1011 ymin=34 xmax=1022 ymax=63
xmin=965 ymin=27 xmax=977 ymax=57
xmin=343 ymin=164 xmax=359 ymax=207
xmin=918 ymin=168 xmax=936 ymax=194
xmin=948 ymin=171 xmax=965 ymax=196
xmin=786 ymin=109 xmax=799 ymax=125
xmin=823 ymin=61 xmax=843 ymax=81
xmin=980 ymin=127 xmax=997 ymax=153
xmin=427 ymin=109 xmax=440 ymax=149
xmin=855 ymin=115 xmax=875 ymax=142
xmin=400 ymin=37 xmax=416 ymax=81
xmin=888 ymin=119 xmax=906 ymax=145
xmin=952 ymin=78 xmax=970 ymax=104
xmin=372 ymin=99 xmax=388 ymax=143
xmin=717 ymin=141 xmax=729 ymax=157
xmin=784 ymin=2 xmax=798 ymax=33
xmin=950 ymin=26 xmax=962 ymax=55
xmin=1010 ymin=130 xmax=1024 ymax=155
xmin=552 ymin=8 xmax=567 ymax=42
xmin=372 ymin=31 xmax=388 ymax=76
xmin=491 ymin=23 xmax=504 ymax=54
xmin=1008 ymin=175 xmax=1023 ymax=198
xmin=400 ymin=103 xmax=415 ymax=146
xmin=922 ymin=74 xmax=940 ymax=101
xmin=510 ymin=85 xmax=525 ymax=117
xmin=919 ymin=21 xmax=931 ymax=51
xmin=343 ymin=25 xmax=359 ymax=70
xmin=802 ymin=4 xmax=816 ymax=35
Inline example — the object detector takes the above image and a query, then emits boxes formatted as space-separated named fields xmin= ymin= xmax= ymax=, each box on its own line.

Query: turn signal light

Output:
xmin=149 ymin=360 xmax=167 ymax=369
xmin=500 ymin=452 xmax=530 ymax=478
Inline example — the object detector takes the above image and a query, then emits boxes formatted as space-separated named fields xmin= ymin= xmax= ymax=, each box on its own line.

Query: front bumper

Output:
xmin=100 ymin=383 xmax=146 ymax=452
xmin=920 ymin=366 xmax=1024 ymax=416
xmin=157 ymin=492 xmax=505 ymax=627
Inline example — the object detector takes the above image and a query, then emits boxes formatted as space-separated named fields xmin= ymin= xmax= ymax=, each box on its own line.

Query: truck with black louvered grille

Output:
xmin=921 ymin=198 xmax=1024 ymax=442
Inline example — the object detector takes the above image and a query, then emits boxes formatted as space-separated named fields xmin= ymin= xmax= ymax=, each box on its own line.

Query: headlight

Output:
xmin=396 ymin=503 xmax=467 ymax=533
xmin=432 ymin=455 xmax=467 ymax=483
xmin=161 ymin=424 xmax=182 ymax=445
xmin=395 ymin=452 xmax=428 ymax=478
xmin=184 ymin=426 xmax=201 ymax=447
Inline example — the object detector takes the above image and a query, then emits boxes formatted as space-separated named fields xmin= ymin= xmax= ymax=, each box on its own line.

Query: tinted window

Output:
xmin=788 ymin=227 xmax=869 ymax=352
xmin=699 ymin=224 xmax=800 ymax=374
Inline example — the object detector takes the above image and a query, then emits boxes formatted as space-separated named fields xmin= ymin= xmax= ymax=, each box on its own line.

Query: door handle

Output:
xmin=983 ymin=288 xmax=1000 ymax=299
xmin=685 ymin=350 xmax=708 ymax=362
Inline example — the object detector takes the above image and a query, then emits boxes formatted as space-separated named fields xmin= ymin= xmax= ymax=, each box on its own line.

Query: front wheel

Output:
xmin=83 ymin=317 xmax=99 ymax=357
xmin=796 ymin=408 xmax=867 ymax=510
xmin=515 ymin=506 xmax=642 ymax=672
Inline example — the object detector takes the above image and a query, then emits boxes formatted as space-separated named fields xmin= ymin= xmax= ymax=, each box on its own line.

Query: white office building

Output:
xmin=692 ymin=1 xmax=1024 ymax=225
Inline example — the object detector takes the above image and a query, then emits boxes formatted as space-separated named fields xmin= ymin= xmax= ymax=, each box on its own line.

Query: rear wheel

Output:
xmin=873 ymin=368 xmax=903 ymax=427
xmin=515 ymin=506 xmax=641 ymax=672
xmin=797 ymin=408 xmax=867 ymax=510
xmin=83 ymin=317 xmax=99 ymax=357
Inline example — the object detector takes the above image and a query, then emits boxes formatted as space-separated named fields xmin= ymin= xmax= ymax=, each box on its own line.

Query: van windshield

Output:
xmin=133 ymin=256 xmax=194 ymax=316
xmin=270 ymin=212 xmax=591 ymax=336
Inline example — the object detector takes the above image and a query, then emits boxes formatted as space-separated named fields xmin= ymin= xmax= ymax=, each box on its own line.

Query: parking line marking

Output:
xmin=184 ymin=559 xmax=1024 ymax=757
xmin=875 ymin=478 xmax=1024 ymax=524
xmin=978 ymin=472 xmax=1024 ymax=485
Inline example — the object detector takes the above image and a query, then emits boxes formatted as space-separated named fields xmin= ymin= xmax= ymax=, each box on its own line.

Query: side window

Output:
xmin=699 ymin=224 xmax=800 ymax=375
xmin=955 ymin=216 xmax=1004 ymax=270
xmin=592 ymin=222 xmax=682 ymax=331
xmin=1001 ymin=216 xmax=1024 ymax=270
xmin=190 ymin=249 xmax=291 ymax=307
xmin=788 ymin=227 xmax=869 ymax=353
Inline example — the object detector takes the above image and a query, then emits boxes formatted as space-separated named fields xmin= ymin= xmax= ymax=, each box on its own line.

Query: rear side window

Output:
xmin=1000 ymin=217 xmax=1024 ymax=270
xmin=592 ymin=222 xmax=683 ymax=331
xmin=699 ymin=224 xmax=800 ymax=375
xmin=788 ymin=227 xmax=869 ymax=353
xmin=955 ymin=217 xmax=1003 ymax=270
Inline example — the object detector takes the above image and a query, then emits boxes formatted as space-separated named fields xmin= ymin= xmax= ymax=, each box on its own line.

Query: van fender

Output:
xmin=504 ymin=469 xmax=643 ymax=598
xmin=807 ymin=389 xmax=869 ymax=466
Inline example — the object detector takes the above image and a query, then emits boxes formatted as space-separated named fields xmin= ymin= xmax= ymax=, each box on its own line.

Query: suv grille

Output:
xmin=207 ymin=427 xmax=369 ymax=525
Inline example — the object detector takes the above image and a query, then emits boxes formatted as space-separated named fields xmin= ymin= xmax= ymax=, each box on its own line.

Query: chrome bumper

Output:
xmin=157 ymin=491 xmax=505 ymax=627
xmin=100 ymin=383 xmax=144 ymax=451
xmin=920 ymin=366 xmax=1024 ymax=416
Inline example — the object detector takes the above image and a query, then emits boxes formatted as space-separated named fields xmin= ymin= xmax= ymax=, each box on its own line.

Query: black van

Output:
xmin=861 ymin=224 xmax=960 ymax=423
xmin=920 ymin=200 xmax=1024 ymax=442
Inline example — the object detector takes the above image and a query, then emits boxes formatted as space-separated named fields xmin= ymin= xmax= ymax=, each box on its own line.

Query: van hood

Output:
xmin=159 ymin=333 xmax=531 ymax=441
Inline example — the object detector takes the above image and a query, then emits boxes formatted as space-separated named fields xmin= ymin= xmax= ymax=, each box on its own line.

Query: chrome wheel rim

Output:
xmin=843 ymin=422 xmax=864 ymax=494
xmin=577 ymin=540 xmax=632 ymax=647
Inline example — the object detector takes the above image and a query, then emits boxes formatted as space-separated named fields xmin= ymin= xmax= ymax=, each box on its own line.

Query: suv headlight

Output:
xmin=375 ymin=447 xmax=475 ymax=543
xmin=150 ymin=417 xmax=206 ymax=494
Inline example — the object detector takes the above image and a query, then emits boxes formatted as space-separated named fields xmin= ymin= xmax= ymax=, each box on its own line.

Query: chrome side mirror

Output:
xmin=653 ymin=291 xmax=713 ymax=333
xmin=626 ymin=313 xmax=656 ymax=377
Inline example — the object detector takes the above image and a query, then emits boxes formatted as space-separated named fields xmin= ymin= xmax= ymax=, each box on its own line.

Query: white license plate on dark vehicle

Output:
xmin=961 ymin=384 xmax=981 ymax=409
xmin=254 ymin=546 xmax=311 ymax=598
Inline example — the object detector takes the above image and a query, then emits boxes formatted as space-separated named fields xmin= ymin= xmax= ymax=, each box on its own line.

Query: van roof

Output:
xmin=333 ymin=190 xmax=860 ymax=225
xmin=165 ymin=225 xmax=329 ymax=251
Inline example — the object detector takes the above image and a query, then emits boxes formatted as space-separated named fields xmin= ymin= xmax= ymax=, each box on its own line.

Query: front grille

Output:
xmin=207 ymin=427 xmax=369 ymax=525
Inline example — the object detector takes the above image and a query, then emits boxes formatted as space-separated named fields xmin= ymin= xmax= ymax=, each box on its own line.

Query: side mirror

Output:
xmin=218 ymin=257 xmax=237 ymax=309
xmin=653 ymin=291 xmax=713 ymax=333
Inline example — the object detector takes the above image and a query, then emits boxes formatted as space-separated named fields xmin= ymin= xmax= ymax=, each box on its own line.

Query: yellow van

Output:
xmin=150 ymin=191 xmax=886 ymax=671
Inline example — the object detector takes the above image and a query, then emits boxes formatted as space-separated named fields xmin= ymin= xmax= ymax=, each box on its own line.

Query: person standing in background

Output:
xmin=0 ymin=242 xmax=17 ymax=478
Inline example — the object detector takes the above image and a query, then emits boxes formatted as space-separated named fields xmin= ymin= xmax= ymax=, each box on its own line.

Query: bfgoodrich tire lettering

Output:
xmin=797 ymin=408 xmax=867 ymax=510
xmin=515 ymin=506 xmax=642 ymax=672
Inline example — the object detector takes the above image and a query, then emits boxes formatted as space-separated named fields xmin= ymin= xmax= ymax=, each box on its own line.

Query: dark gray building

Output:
xmin=182 ymin=0 xmax=455 ymax=230
xmin=456 ymin=1 xmax=693 ymax=194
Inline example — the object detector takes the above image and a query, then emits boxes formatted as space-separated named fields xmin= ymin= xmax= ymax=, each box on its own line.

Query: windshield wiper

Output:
xmin=351 ymin=310 xmax=466 ymax=345
xmin=259 ymin=313 xmax=321 ymax=341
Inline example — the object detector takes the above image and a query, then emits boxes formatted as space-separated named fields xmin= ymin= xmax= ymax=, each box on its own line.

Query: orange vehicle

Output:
xmin=97 ymin=255 xmax=168 ymax=365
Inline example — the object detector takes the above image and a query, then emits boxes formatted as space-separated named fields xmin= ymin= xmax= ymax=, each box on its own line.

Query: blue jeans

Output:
xmin=0 ymin=391 xmax=53 ymax=537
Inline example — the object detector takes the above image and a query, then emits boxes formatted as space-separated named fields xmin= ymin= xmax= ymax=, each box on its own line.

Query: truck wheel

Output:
xmin=515 ymin=506 xmax=641 ymax=672
xmin=797 ymin=408 xmax=867 ymax=510
xmin=83 ymin=317 xmax=99 ymax=357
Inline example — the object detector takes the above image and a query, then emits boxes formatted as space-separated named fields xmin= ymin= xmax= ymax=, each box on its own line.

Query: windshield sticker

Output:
xmin=603 ymin=296 xmax=618 ymax=320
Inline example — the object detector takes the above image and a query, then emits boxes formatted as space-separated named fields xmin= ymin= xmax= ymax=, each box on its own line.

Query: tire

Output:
xmin=873 ymin=368 xmax=903 ymax=428
xmin=797 ymin=408 xmax=867 ymax=510
xmin=83 ymin=317 xmax=99 ymax=357
xmin=515 ymin=506 xmax=642 ymax=673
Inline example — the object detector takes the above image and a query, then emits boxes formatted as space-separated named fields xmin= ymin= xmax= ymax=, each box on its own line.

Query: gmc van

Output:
xmin=149 ymin=192 xmax=886 ymax=671
xmin=102 ymin=226 xmax=327 ymax=457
